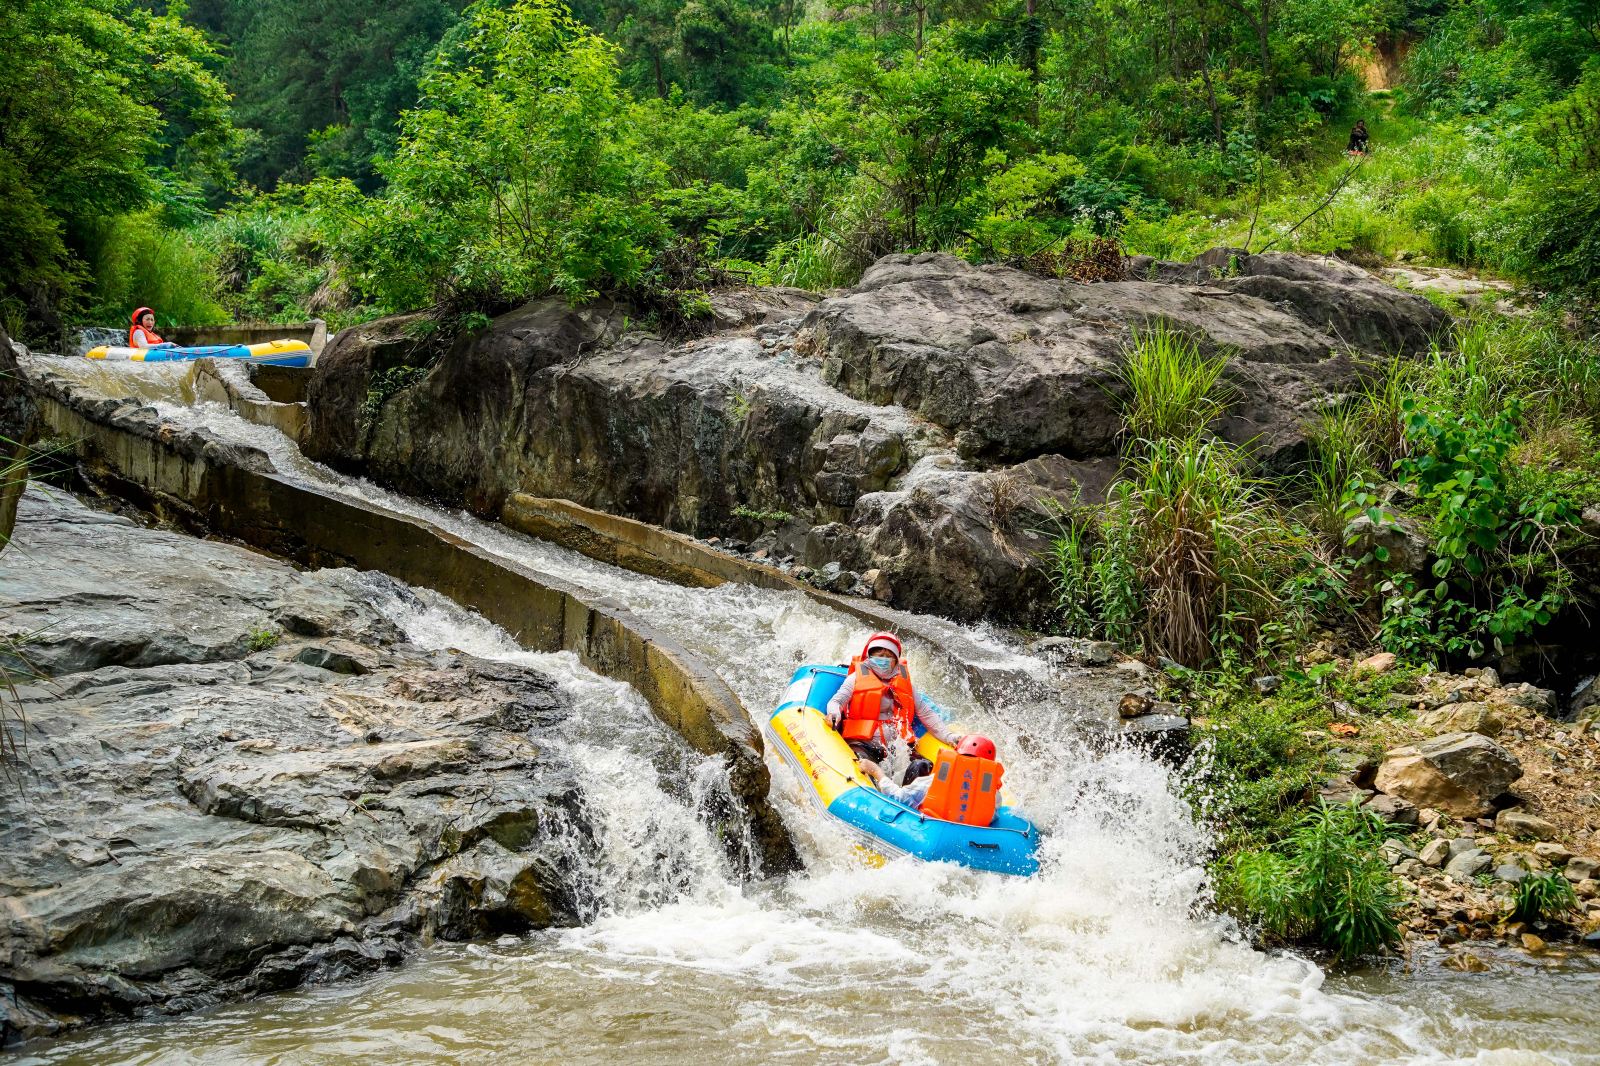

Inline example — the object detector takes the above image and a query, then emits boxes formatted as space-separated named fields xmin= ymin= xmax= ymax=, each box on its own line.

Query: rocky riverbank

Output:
xmin=1316 ymin=658 xmax=1600 ymax=959
xmin=0 ymin=490 xmax=613 ymax=1042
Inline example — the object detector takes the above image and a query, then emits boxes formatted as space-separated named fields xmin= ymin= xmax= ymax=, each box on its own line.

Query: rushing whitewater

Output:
xmin=20 ymin=357 xmax=1600 ymax=1066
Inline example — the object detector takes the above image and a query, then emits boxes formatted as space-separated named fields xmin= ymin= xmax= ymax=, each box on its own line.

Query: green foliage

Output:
xmin=313 ymin=0 xmax=667 ymax=313
xmin=85 ymin=211 xmax=229 ymax=329
xmin=731 ymin=504 xmax=793 ymax=524
xmin=1189 ymin=662 xmax=1420 ymax=839
xmin=1507 ymin=871 xmax=1580 ymax=924
xmin=817 ymin=40 xmax=1035 ymax=249
xmin=1117 ymin=324 xmax=1233 ymax=444
xmin=1361 ymin=328 xmax=1588 ymax=660
xmin=25 ymin=0 xmax=1600 ymax=338
xmin=192 ymin=0 xmax=464 ymax=191
xmin=245 ymin=627 xmax=281 ymax=653
xmin=1196 ymin=679 xmax=1339 ymax=840
xmin=0 ymin=0 xmax=234 ymax=341
xmin=1217 ymin=801 xmax=1402 ymax=960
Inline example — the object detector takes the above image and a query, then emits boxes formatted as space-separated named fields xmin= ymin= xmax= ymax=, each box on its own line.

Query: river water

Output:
xmin=18 ymin=359 xmax=1600 ymax=1065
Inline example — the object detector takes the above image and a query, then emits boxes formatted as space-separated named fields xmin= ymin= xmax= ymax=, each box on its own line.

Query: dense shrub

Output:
xmin=1217 ymin=801 xmax=1402 ymax=960
xmin=311 ymin=0 xmax=669 ymax=313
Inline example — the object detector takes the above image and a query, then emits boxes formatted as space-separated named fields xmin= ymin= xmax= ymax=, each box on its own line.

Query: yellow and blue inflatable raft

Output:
xmin=767 ymin=664 xmax=1040 ymax=876
xmin=84 ymin=340 xmax=313 ymax=368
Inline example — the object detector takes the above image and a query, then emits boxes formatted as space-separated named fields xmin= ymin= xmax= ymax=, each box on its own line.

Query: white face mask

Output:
xmin=867 ymin=654 xmax=896 ymax=676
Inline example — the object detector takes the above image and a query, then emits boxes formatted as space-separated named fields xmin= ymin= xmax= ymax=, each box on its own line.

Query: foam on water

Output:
xmin=22 ymin=357 xmax=1600 ymax=1066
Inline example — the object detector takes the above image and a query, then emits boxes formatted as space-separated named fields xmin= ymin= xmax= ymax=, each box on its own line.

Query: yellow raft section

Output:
xmin=767 ymin=702 xmax=953 ymax=866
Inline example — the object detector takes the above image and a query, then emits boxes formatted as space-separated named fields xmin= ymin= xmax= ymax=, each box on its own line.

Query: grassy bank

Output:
xmin=1048 ymin=306 xmax=1600 ymax=958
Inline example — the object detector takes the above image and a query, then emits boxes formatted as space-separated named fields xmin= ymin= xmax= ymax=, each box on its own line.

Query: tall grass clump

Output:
xmin=84 ymin=210 xmax=230 ymax=329
xmin=1128 ymin=438 xmax=1298 ymax=665
xmin=1507 ymin=872 xmax=1579 ymax=925
xmin=0 ymin=633 xmax=34 ymax=777
xmin=1052 ymin=436 xmax=1310 ymax=665
xmin=1117 ymin=323 xmax=1232 ymax=444
xmin=1052 ymin=321 xmax=1310 ymax=665
xmin=1217 ymin=800 xmax=1402 ymax=961
xmin=1302 ymin=407 xmax=1376 ymax=541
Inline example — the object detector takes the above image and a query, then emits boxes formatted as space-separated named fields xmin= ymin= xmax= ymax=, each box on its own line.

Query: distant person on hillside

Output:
xmin=1347 ymin=120 xmax=1370 ymax=155
xmin=825 ymin=631 xmax=960 ymax=785
xmin=127 ymin=307 xmax=172 ymax=348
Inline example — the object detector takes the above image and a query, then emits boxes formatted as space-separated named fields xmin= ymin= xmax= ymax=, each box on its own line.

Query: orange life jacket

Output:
xmin=840 ymin=655 xmax=917 ymax=745
xmin=921 ymin=748 xmax=1002 ymax=826
xmin=128 ymin=307 xmax=164 ymax=347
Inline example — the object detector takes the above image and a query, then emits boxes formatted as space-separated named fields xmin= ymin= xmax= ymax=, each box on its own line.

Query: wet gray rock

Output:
xmin=0 ymin=498 xmax=403 ymax=678
xmin=1029 ymin=636 xmax=1112 ymax=664
xmin=0 ymin=491 xmax=593 ymax=1042
xmin=306 ymin=249 xmax=1447 ymax=622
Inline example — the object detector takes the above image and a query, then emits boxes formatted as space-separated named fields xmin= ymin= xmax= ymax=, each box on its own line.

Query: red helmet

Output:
xmin=861 ymin=632 xmax=903 ymax=660
xmin=957 ymin=734 xmax=997 ymax=760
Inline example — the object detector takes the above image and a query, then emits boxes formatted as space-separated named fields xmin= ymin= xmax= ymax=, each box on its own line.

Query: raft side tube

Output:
xmin=85 ymin=340 xmax=313 ymax=368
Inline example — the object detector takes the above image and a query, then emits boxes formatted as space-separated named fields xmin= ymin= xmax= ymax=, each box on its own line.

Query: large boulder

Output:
xmin=0 ymin=490 xmax=599 ymax=1040
xmin=1373 ymin=732 xmax=1524 ymax=817
xmin=804 ymin=250 xmax=1447 ymax=465
xmin=304 ymin=250 xmax=1448 ymax=621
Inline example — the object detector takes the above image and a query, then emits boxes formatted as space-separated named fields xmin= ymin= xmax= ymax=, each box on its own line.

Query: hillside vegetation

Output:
xmin=2 ymin=0 xmax=1597 ymax=340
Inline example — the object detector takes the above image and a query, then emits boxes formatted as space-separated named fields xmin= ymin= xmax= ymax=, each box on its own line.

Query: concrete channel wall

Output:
xmin=168 ymin=320 xmax=329 ymax=357
xmin=27 ymin=365 xmax=797 ymax=875
xmin=501 ymin=494 xmax=1041 ymax=703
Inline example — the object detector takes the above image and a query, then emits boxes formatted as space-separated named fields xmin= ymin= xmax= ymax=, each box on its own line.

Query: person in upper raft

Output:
xmin=128 ymin=307 xmax=172 ymax=348
xmin=825 ymin=631 xmax=960 ymax=785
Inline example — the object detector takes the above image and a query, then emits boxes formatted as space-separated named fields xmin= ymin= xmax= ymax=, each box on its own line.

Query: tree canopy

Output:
xmin=1 ymin=0 xmax=1597 ymax=342
xmin=0 ymin=0 xmax=231 ymax=337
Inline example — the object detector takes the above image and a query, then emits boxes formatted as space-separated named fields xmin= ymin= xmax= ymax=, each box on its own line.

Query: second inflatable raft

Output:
xmin=84 ymin=339 xmax=313 ymax=368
